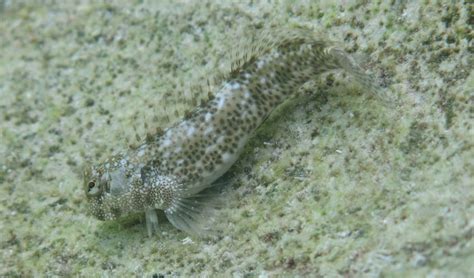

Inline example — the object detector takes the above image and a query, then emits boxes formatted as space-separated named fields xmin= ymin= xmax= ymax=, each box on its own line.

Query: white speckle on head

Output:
xmin=230 ymin=82 xmax=240 ymax=90
xmin=244 ymin=90 xmax=251 ymax=98
xmin=205 ymin=112 xmax=213 ymax=122
xmin=260 ymin=77 xmax=266 ymax=84
xmin=222 ymin=152 xmax=233 ymax=162
xmin=205 ymin=144 xmax=218 ymax=153
xmin=257 ymin=59 xmax=266 ymax=69
xmin=217 ymin=136 xmax=225 ymax=144
xmin=186 ymin=126 xmax=196 ymax=137
xmin=217 ymin=96 xmax=226 ymax=109
xmin=204 ymin=126 xmax=214 ymax=135
xmin=163 ymin=138 xmax=172 ymax=147
xmin=224 ymin=81 xmax=241 ymax=90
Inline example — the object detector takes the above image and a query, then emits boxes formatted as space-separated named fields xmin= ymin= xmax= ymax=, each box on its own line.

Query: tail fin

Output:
xmin=326 ymin=46 xmax=396 ymax=106
xmin=325 ymin=47 xmax=378 ymax=92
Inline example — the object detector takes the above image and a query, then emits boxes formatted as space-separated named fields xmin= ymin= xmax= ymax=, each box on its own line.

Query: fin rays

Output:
xmin=164 ymin=193 xmax=221 ymax=237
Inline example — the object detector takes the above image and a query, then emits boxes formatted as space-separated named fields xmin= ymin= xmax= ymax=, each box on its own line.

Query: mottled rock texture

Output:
xmin=0 ymin=1 xmax=472 ymax=276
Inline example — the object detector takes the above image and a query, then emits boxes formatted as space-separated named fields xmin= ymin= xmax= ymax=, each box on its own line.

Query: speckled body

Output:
xmin=83 ymin=29 xmax=373 ymax=235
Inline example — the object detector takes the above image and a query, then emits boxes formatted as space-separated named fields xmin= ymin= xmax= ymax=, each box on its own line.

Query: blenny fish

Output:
xmin=83 ymin=28 xmax=376 ymax=236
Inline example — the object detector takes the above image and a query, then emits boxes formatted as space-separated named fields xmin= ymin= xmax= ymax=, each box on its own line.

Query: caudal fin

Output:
xmin=327 ymin=46 xmax=397 ymax=106
xmin=325 ymin=47 xmax=378 ymax=92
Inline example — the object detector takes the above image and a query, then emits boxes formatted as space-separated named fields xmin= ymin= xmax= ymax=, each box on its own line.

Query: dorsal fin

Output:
xmin=133 ymin=25 xmax=366 ymax=144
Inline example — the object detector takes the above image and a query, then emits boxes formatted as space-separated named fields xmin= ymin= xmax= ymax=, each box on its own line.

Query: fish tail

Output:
xmin=325 ymin=46 xmax=379 ymax=93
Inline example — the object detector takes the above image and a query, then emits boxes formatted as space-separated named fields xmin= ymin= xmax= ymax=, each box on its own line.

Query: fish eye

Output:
xmin=86 ymin=178 xmax=103 ymax=197
xmin=88 ymin=180 xmax=96 ymax=191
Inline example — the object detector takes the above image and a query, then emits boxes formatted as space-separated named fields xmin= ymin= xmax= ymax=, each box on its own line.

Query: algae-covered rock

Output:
xmin=0 ymin=1 xmax=472 ymax=276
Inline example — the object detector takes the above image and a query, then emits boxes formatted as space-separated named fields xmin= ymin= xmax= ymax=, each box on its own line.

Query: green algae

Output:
xmin=0 ymin=0 xmax=472 ymax=276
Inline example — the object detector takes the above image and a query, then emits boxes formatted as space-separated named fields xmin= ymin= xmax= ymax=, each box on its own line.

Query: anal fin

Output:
xmin=164 ymin=193 xmax=221 ymax=237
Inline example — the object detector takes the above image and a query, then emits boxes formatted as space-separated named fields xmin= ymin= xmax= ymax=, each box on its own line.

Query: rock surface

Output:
xmin=0 ymin=1 xmax=472 ymax=276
